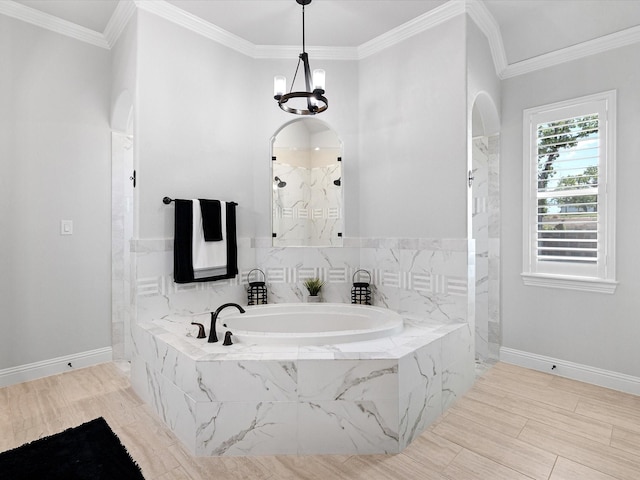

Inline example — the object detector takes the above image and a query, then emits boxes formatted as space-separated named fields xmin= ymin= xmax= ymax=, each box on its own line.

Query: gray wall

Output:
xmin=358 ymin=16 xmax=468 ymax=239
xmin=136 ymin=11 xmax=256 ymax=241
xmin=134 ymin=10 xmax=360 ymax=243
xmin=0 ymin=16 xmax=112 ymax=369
xmin=501 ymin=43 xmax=640 ymax=377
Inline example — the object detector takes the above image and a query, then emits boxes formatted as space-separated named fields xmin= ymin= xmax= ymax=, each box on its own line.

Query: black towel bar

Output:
xmin=163 ymin=197 xmax=237 ymax=206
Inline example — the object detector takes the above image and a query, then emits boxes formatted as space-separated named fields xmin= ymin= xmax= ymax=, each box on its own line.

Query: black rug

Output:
xmin=0 ymin=417 xmax=145 ymax=479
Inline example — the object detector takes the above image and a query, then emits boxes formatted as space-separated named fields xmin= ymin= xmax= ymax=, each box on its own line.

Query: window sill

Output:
xmin=521 ymin=273 xmax=618 ymax=294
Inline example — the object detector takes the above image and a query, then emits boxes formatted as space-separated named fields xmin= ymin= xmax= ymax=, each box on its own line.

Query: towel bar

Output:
xmin=163 ymin=197 xmax=237 ymax=206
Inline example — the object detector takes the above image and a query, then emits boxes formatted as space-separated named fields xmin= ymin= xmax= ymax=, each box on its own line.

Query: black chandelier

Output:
xmin=273 ymin=0 xmax=327 ymax=115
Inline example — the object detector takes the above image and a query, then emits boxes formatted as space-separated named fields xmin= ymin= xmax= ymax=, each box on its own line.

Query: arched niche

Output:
xmin=471 ymin=91 xmax=500 ymax=137
xmin=112 ymin=90 xmax=133 ymax=134
xmin=271 ymin=118 xmax=343 ymax=247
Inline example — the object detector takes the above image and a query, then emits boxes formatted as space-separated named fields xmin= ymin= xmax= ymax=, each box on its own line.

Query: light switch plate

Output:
xmin=60 ymin=220 xmax=73 ymax=235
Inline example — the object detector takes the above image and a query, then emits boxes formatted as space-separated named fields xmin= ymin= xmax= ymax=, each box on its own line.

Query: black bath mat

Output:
xmin=0 ymin=417 xmax=145 ymax=479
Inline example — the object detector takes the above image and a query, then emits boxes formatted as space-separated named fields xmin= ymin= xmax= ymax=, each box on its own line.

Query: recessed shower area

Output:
xmin=470 ymin=93 xmax=501 ymax=364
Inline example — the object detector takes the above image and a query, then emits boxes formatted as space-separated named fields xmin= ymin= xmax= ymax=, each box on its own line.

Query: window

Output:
xmin=522 ymin=91 xmax=617 ymax=293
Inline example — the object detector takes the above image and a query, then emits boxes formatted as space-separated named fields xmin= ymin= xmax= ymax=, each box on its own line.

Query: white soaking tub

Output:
xmin=218 ymin=303 xmax=404 ymax=345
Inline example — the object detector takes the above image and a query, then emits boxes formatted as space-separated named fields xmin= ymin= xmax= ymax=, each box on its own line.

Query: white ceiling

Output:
xmin=14 ymin=0 xmax=119 ymax=32
xmin=8 ymin=0 xmax=640 ymax=65
xmin=484 ymin=0 xmax=640 ymax=64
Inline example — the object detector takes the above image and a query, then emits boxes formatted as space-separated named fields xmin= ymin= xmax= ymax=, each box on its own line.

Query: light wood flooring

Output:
xmin=1 ymin=361 xmax=640 ymax=479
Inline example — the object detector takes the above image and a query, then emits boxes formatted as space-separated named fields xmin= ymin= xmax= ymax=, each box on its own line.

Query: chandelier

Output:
xmin=273 ymin=0 xmax=327 ymax=115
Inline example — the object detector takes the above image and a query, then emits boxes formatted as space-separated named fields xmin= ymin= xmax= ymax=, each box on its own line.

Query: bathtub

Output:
xmin=132 ymin=303 xmax=475 ymax=456
xmin=219 ymin=303 xmax=404 ymax=345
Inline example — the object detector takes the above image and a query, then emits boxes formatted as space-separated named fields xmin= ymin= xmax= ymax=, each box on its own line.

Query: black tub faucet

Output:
xmin=208 ymin=303 xmax=245 ymax=343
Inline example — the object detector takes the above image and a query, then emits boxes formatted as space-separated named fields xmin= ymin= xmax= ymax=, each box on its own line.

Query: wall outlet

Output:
xmin=60 ymin=220 xmax=73 ymax=235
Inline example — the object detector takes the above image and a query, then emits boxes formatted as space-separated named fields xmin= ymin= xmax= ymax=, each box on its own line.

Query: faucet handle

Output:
xmin=190 ymin=322 xmax=206 ymax=339
xmin=223 ymin=331 xmax=234 ymax=346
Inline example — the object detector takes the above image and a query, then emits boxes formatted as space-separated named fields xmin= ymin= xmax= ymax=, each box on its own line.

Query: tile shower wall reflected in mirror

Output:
xmin=272 ymin=119 xmax=343 ymax=247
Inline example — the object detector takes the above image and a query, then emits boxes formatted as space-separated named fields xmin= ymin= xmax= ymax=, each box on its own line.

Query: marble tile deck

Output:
xmin=131 ymin=313 xmax=474 ymax=456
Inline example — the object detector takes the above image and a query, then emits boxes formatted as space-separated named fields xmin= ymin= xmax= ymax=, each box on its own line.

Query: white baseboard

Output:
xmin=0 ymin=347 xmax=113 ymax=388
xmin=500 ymin=347 xmax=640 ymax=396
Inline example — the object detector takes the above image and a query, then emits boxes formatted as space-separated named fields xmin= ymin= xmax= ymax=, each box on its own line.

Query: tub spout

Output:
xmin=208 ymin=303 xmax=245 ymax=343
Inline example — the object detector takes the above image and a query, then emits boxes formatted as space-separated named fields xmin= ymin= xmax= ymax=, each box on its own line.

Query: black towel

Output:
xmin=199 ymin=199 xmax=222 ymax=241
xmin=224 ymin=202 xmax=238 ymax=278
xmin=173 ymin=199 xmax=238 ymax=284
xmin=173 ymin=199 xmax=194 ymax=283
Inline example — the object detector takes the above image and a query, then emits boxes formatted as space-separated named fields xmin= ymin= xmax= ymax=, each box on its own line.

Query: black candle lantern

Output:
xmin=247 ymin=269 xmax=268 ymax=305
xmin=351 ymin=269 xmax=372 ymax=305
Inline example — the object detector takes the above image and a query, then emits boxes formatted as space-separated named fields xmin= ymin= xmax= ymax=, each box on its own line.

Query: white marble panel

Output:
xmin=398 ymin=340 xmax=442 ymax=397
xmin=399 ymin=380 xmax=443 ymax=450
xmin=131 ymin=359 xmax=198 ymax=453
xmin=130 ymin=357 xmax=150 ymax=404
xmin=441 ymin=323 xmax=473 ymax=369
xmin=298 ymin=359 xmax=398 ymax=401
xmin=192 ymin=360 xmax=298 ymax=402
xmin=136 ymin=248 xmax=172 ymax=278
xmin=195 ymin=401 xmax=298 ymax=456
xmin=370 ymin=284 xmax=400 ymax=312
xmin=298 ymin=400 xmax=400 ymax=454
xmin=442 ymin=358 xmax=475 ymax=411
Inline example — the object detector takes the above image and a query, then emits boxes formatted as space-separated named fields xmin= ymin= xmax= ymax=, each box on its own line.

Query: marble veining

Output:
xmin=129 ymin=233 xmax=475 ymax=455
xmin=131 ymin=311 xmax=473 ymax=456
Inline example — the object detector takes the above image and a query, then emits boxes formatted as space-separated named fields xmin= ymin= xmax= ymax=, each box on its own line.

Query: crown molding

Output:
xmin=104 ymin=0 xmax=136 ymax=48
xmin=502 ymin=24 xmax=640 ymax=79
xmin=2 ymin=0 xmax=639 ymax=79
xmin=254 ymin=45 xmax=358 ymax=61
xmin=465 ymin=0 xmax=507 ymax=78
xmin=357 ymin=0 xmax=466 ymax=59
xmin=0 ymin=0 xmax=109 ymax=49
xmin=133 ymin=0 xmax=255 ymax=57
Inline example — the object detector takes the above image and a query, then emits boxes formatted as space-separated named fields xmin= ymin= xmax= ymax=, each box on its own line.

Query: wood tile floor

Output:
xmin=1 ymin=361 xmax=639 ymax=479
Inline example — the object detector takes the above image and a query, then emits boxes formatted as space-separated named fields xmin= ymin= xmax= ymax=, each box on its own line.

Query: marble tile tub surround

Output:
xmin=131 ymin=314 xmax=474 ymax=456
xmin=133 ymin=236 xmax=473 ymax=327
xmin=130 ymin=236 xmax=475 ymax=455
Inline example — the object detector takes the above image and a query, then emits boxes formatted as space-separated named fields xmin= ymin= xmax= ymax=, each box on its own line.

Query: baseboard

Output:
xmin=500 ymin=347 xmax=640 ymax=396
xmin=0 ymin=347 xmax=113 ymax=388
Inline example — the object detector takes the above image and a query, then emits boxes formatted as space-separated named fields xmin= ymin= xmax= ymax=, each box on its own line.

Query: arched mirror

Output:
xmin=271 ymin=119 xmax=343 ymax=247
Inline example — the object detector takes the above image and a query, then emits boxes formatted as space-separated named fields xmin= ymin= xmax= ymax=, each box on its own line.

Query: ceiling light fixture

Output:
xmin=273 ymin=0 xmax=327 ymax=115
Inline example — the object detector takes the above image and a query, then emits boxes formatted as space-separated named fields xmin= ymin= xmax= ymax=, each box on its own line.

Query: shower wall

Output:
xmin=272 ymin=163 xmax=342 ymax=246
xmin=472 ymin=135 xmax=500 ymax=362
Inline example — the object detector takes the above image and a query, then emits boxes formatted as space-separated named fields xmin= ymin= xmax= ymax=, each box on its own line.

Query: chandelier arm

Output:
xmin=290 ymin=56 xmax=302 ymax=94
xmin=301 ymin=52 xmax=314 ymax=111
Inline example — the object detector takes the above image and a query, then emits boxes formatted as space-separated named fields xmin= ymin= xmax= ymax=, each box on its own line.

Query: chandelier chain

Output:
xmin=302 ymin=5 xmax=306 ymax=54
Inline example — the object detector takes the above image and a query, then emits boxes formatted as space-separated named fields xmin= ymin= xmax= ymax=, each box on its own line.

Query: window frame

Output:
xmin=521 ymin=90 xmax=617 ymax=294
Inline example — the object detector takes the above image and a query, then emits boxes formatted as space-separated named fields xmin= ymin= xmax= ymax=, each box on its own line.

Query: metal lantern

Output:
xmin=351 ymin=269 xmax=372 ymax=305
xmin=247 ymin=269 xmax=268 ymax=305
